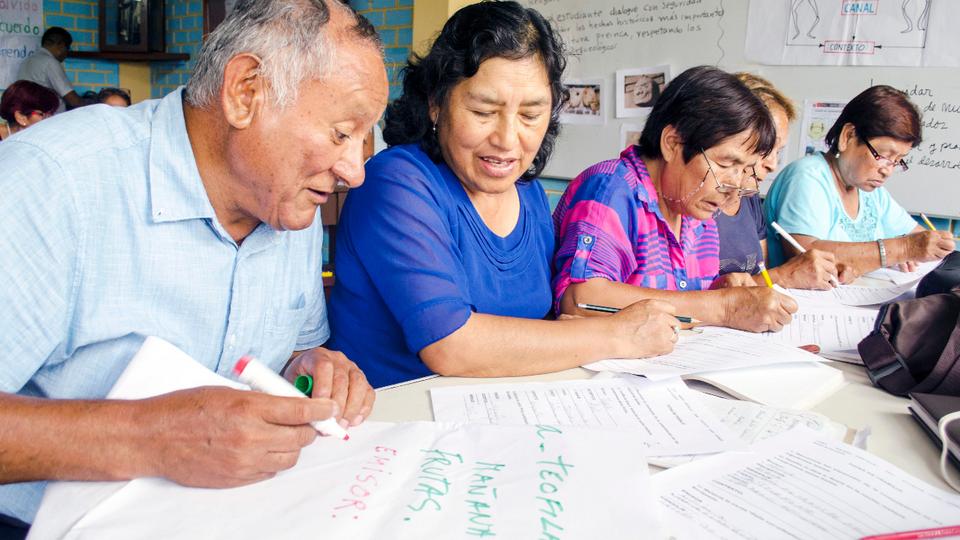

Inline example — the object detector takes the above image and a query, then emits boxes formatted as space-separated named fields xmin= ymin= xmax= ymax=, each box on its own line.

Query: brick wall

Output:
xmin=43 ymin=0 xmax=120 ymax=95
xmin=349 ymin=0 xmax=412 ymax=101
xmin=151 ymin=0 xmax=202 ymax=98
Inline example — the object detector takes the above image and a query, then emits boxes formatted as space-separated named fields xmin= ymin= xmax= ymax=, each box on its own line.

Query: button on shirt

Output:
xmin=552 ymin=145 xmax=720 ymax=311
xmin=0 ymin=89 xmax=329 ymax=522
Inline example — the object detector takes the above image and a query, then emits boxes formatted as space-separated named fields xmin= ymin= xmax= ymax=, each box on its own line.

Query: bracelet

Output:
xmin=877 ymin=238 xmax=887 ymax=268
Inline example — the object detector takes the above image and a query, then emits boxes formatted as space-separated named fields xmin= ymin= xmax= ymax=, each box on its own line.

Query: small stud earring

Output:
xmin=432 ymin=122 xmax=437 ymax=134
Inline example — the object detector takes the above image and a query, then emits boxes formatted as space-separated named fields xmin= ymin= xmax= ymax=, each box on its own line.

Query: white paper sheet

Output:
xmin=430 ymin=378 xmax=741 ymax=456
xmin=654 ymin=431 xmax=960 ymax=539
xmin=30 ymin=338 xmax=662 ymax=540
xmin=789 ymin=282 xmax=917 ymax=307
xmin=649 ymin=393 xmax=853 ymax=468
xmin=713 ymin=307 xmax=878 ymax=364
xmin=864 ymin=259 xmax=941 ymax=286
xmin=583 ymin=329 xmax=822 ymax=380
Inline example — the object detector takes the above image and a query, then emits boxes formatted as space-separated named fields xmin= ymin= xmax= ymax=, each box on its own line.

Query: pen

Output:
xmin=294 ymin=374 xmax=313 ymax=396
xmin=575 ymin=303 xmax=700 ymax=324
xmin=860 ymin=524 xmax=960 ymax=540
xmin=757 ymin=261 xmax=774 ymax=288
xmin=233 ymin=356 xmax=349 ymax=441
xmin=770 ymin=221 xmax=840 ymax=287
xmin=920 ymin=212 xmax=937 ymax=231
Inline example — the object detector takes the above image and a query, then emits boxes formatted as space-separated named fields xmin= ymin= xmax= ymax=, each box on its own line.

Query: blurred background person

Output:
xmin=0 ymin=81 xmax=60 ymax=141
xmin=16 ymin=27 xmax=84 ymax=111
xmin=98 ymin=88 xmax=132 ymax=107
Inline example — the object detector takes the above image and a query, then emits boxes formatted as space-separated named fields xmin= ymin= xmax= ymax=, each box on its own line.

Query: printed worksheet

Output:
xmin=713 ymin=307 xmax=878 ymax=364
xmin=430 ymin=377 xmax=741 ymax=456
xmin=789 ymin=282 xmax=916 ymax=307
xmin=583 ymin=330 xmax=822 ymax=380
xmin=864 ymin=260 xmax=941 ymax=286
xmin=654 ymin=431 xmax=960 ymax=539
xmin=648 ymin=393 xmax=854 ymax=468
xmin=30 ymin=338 xmax=662 ymax=540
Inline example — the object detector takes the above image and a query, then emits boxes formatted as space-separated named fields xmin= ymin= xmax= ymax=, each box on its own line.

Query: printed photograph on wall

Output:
xmin=559 ymin=78 xmax=605 ymax=124
xmin=619 ymin=123 xmax=645 ymax=151
xmin=616 ymin=65 xmax=670 ymax=118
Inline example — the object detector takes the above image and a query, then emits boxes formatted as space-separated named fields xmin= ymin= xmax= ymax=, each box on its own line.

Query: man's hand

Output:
xmin=285 ymin=347 xmax=374 ymax=428
xmin=141 ymin=386 xmax=336 ymax=488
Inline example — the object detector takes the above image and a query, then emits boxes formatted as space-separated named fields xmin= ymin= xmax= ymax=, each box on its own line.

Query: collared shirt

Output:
xmin=16 ymin=47 xmax=73 ymax=112
xmin=552 ymin=145 xmax=719 ymax=311
xmin=0 ymin=89 xmax=329 ymax=522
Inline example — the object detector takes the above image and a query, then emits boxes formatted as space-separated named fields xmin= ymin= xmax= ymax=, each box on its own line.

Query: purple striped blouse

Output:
xmin=552 ymin=145 xmax=720 ymax=311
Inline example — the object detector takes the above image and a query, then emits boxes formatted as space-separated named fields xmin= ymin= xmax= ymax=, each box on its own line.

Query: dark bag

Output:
xmin=917 ymin=251 xmax=960 ymax=298
xmin=859 ymin=288 xmax=960 ymax=397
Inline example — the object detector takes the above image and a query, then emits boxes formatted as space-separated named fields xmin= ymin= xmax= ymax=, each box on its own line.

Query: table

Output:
xmin=370 ymin=361 xmax=951 ymax=491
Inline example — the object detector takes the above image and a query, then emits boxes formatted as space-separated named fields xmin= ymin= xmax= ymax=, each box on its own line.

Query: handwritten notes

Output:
xmin=30 ymin=338 xmax=663 ymax=540
xmin=654 ymin=431 xmax=960 ymax=539
xmin=430 ymin=378 xmax=741 ymax=456
xmin=649 ymin=393 xmax=854 ymax=468
xmin=583 ymin=329 xmax=822 ymax=380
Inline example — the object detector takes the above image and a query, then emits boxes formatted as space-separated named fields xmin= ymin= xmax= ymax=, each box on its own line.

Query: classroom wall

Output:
xmin=349 ymin=0 xmax=413 ymax=100
xmin=150 ymin=0 xmax=202 ymax=98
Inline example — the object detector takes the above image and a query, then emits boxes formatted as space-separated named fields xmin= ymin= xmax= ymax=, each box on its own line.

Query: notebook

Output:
xmin=909 ymin=392 xmax=960 ymax=470
xmin=683 ymin=361 xmax=847 ymax=410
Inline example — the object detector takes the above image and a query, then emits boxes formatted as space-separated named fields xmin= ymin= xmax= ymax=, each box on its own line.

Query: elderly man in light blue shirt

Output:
xmin=0 ymin=0 xmax=388 ymax=530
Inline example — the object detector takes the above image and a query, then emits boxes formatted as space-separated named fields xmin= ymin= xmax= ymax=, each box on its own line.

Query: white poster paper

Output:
xmin=0 ymin=0 xmax=42 ymax=88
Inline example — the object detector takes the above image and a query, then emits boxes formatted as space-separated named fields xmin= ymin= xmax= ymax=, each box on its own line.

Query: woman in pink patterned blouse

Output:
xmin=553 ymin=66 xmax=798 ymax=333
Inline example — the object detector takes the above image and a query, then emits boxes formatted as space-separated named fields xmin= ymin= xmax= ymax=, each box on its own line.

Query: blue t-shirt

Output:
xmin=328 ymin=144 xmax=555 ymax=388
xmin=764 ymin=153 xmax=917 ymax=266
xmin=716 ymin=195 xmax=767 ymax=275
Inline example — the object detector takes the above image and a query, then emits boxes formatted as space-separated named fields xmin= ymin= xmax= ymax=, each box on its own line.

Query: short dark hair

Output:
xmin=41 ymin=27 xmax=72 ymax=48
xmin=0 ymin=80 xmax=60 ymax=124
xmin=824 ymin=85 xmax=921 ymax=153
xmin=382 ymin=0 xmax=566 ymax=180
xmin=98 ymin=87 xmax=132 ymax=106
xmin=637 ymin=65 xmax=776 ymax=163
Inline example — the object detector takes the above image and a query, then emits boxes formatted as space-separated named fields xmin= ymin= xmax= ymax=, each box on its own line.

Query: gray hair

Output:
xmin=185 ymin=0 xmax=381 ymax=110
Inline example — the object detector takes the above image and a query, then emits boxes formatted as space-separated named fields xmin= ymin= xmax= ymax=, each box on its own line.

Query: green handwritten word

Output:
xmin=331 ymin=445 xmax=398 ymax=519
xmin=536 ymin=455 xmax=575 ymax=540
xmin=465 ymin=461 xmax=506 ymax=537
xmin=407 ymin=448 xmax=463 ymax=513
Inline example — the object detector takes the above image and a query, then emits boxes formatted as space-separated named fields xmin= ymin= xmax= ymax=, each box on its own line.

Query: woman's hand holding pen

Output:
xmin=771 ymin=249 xmax=838 ymax=290
xmin=606 ymin=299 xmax=680 ymax=358
xmin=719 ymin=287 xmax=797 ymax=333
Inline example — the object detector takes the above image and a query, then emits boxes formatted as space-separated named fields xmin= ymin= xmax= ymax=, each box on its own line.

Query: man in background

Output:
xmin=16 ymin=27 xmax=84 ymax=111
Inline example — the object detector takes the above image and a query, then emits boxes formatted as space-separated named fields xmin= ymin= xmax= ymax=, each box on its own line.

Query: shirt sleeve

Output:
xmin=336 ymin=149 xmax=472 ymax=354
xmin=44 ymin=58 xmax=75 ymax=98
xmin=552 ymin=170 xmax=638 ymax=309
xmin=0 ymin=141 xmax=81 ymax=392
xmin=767 ymin=160 xmax=835 ymax=239
xmin=875 ymin=188 xmax=920 ymax=237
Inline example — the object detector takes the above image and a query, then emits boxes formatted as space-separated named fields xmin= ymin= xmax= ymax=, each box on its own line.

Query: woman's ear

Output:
xmin=660 ymin=124 xmax=683 ymax=163
xmin=13 ymin=110 xmax=30 ymax=127
xmin=838 ymin=123 xmax=857 ymax=153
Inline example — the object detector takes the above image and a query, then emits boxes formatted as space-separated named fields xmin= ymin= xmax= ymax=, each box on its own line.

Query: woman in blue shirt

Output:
xmin=328 ymin=1 xmax=678 ymax=388
xmin=714 ymin=73 xmax=838 ymax=290
xmin=765 ymin=85 xmax=954 ymax=278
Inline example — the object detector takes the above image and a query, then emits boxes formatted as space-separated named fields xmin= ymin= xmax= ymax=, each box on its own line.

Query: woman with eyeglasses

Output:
xmin=764 ymin=85 xmax=954 ymax=278
xmin=553 ymin=66 xmax=798 ymax=333
xmin=713 ymin=73 xmax=839 ymax=290
xmin=0 ymin=80 xmax=59 ymax=141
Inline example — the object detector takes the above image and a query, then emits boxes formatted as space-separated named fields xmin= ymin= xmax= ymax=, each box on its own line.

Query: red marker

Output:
xmin=233 ymin=356 xmax=349 ymax=441
xmin=860 ymin=525 xmax=960 ymax=540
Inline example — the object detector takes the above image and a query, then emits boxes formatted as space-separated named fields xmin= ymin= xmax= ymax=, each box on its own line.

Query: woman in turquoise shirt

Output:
xmin=765 ymin=85 xmax=954 ymax=279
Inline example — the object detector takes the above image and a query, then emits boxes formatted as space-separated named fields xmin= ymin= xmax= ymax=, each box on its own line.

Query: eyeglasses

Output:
xmin=29 ymin=110 xmax=51 ymax=119
xmin=700 ymin=149 xmax=761 ymax=198
xmin=862 ymin=138 xmax=909 ymax=173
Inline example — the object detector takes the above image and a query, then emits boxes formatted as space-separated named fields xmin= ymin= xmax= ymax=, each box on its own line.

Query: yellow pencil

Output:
xmin=920 ymin=213 xmax=937 ymax=231
xmin=757 ymin=261 xmax=774 ymax=288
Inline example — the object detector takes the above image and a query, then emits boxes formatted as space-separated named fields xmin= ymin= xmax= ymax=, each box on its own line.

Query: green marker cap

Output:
xmin=294 ymin=374 xmax=313 ymax=396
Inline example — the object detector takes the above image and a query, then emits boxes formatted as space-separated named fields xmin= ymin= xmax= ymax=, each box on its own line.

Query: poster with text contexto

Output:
xmin=0 ymin=0 xmax=41 ymax=89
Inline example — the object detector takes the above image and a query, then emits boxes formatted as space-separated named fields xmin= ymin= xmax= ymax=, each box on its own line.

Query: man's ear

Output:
xmin=220 ymin=53 xmax=266 ymax=130
xmin=660 ymin=124 xmax=683 ymax=163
